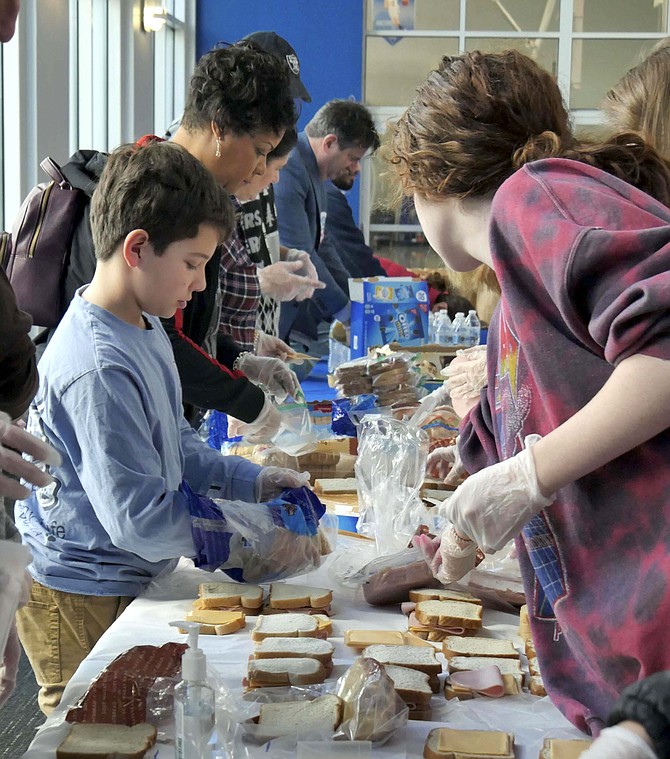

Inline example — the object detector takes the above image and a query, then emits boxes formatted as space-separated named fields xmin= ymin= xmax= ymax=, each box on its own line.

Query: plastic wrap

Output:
xmin=271 ymin=393 xmax=318 ymax=456
xmin=335 ymin=657 xmax=408 ymax=743
xmin=333 ymin=354 xmax=424 ymax=409
xmin=181 ymin=482 xmax=332 ymax=582
xmin=331 ymin=395 xmax=380 ymax=438
xmin=354 ymin=415 xmax=430 ymax=554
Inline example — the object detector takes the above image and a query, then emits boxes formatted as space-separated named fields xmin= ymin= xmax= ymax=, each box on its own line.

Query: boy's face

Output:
xmin=136 ymin=224 xmax=219 ymax=318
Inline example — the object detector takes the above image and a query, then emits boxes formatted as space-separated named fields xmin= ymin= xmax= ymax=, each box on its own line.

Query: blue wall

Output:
xmin=196 ymin=0 xmax=364 ymax=130
xmin=196 ymin=0 xmax=365 ymax=219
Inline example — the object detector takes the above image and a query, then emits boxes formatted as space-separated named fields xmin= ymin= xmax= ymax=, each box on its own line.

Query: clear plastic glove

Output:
xmin=444 ymin=345 xmax=488 ymax=396
xmin=0 ymin=412 xmax=61 ymax=500
xmin=581 ymin=725 xmax=657 ymax=759
xmin=444 ymin=434 xmax=555 ymax=553
xmin=413 ymin=528 xmax=477 ymax=585
xmin=427 ymin=442 xmax=466 ymax=486
xmin=284 ymin=249 xmax=326 ymax=303
xmin=0 ymin=623 xmax=20 ymax=709
xmin=236 ymin=353 xmax=301 ymax=402
xmin=254 ymin=466 xmax=312 ymax=501
xmin=228 ymin=397 xmax=282 ymax=444
xmin=255 ymin=331 xmax=292 ymax=361
xmin=257 ymin=259 xmax=325 ymax=302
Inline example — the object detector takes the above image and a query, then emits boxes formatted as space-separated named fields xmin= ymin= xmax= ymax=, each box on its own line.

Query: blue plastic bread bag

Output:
xmin=332 ymin=394 xmax=378 ymax=437
xmin=180 ymin=481 xmax=327 ymax=582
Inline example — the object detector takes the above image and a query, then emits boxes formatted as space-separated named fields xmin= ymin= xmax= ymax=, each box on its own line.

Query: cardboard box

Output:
xmin=349 ymin=277 xmax=429 ymax=358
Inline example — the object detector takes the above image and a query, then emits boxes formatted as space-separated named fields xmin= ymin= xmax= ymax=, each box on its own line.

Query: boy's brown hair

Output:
xmin=90 ymin=141 xmax=234 ymax=261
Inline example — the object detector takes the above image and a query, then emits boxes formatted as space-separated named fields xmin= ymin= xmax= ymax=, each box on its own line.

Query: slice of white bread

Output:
xmin=383 ymin=664 xmax=433 ymax=710
xmin=519 ymin=604 xmax=531 ymax=640
xmin=362 ymin=644 xmax=442 ymax=677
xmin=409 ymin=587 xmax=481 ymax=605
xmin=423 ymin=727 xmax=514 ymax=759
xmin=415 ymin=599 xmax=483 ymax=630
xmin=255 ymin=694 xmax=343 ymax=741
xmin=251 ymin=613 xmax=319 ymax=641
xmin=56 ymin=723 xmax=157 ymax=759
xmin=253 ymin=637 xmax=334 ymax=664
xmin=196 ymin=581 xmax=263 ymax=610
xmin=442 ymin=637 xmax=518 ymax=660
xmin=269 ymin=583 xmax=333 ymax=610
xmin=313 ymin=613 xmax=332 ymax=637
xmin=247 ymin=657 xmax=327 ymax=687
xmin=530 ymin=675 xmax=546 ymax=697
xmin=313 ymin=478 xmax=357 ymax=495
xmin=540 ymin=738 xmax=593 ymax=759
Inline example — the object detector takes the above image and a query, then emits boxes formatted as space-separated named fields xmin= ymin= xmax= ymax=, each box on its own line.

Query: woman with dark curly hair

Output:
xmin=388 ymin=49 xmax=670 ymax=743
xmin=60 ymin=42 xmax=299 ymax=439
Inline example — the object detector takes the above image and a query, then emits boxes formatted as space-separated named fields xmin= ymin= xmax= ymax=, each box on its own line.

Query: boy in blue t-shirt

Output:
xmin=15 ymin=141 xmax=308 ymax=713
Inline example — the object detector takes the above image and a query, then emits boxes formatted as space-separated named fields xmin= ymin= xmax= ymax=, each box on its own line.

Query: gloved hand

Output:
xmin=257 ymin=260 xmax=325 ymax=302
xmin=255 ymin=331 xmax=292 ymax=361
xmin=236 ymin=353 xmax=301 ymax=402
xmin=0 ymin=412 xmax=61 ymax=500
xmin=254 ymin=466 xmax=312 ymax=501
xmin=444 ymin=434 xmax=555 ymax=554
xmin=427 ymin=441 xmax=466 ymax=486
xmin=581 ymin=725 xmax=657 ymax=759
xmin=0 ymin=623 xmax=21 ymax=709
xmin=444 ymin=345 xmax=488 ymax=397
xmin=413 ymin=527 xmax=478 ymax=585
xmin=284 ymin=249 xmax=326 ymax=302
xmin=227 ymin=396 xmax=282 ymax=444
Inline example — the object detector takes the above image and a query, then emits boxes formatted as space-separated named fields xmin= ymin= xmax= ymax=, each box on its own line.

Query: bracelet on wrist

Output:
xmin=233 ymin=351 xmax=253 ymax=371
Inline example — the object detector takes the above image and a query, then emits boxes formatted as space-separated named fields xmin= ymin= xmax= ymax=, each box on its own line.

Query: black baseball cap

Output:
xmin=243 ymin=31 xmax=312 ymax=103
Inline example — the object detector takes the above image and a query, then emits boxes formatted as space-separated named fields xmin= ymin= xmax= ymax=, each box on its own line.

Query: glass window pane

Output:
xmin=570 ymin=39 xmax=658 ymax=109
xmin=465 ymin=37 xmax=559 ymax=78
xmin=368 ymin=0 xmax=460 ymax=31
xmin=365 ymin=36 xmax=459 ymax=106
xmin=466 ymin=0 xmax=559 ymax=33
xmin=370 ymin=230 xmax=443 ymax=270
xmin=576 ymin=0 xmax=667 ymax=33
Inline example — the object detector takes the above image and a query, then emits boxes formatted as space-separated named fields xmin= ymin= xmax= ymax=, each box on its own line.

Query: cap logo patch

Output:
xmin=285 ymin=53 xmax=300 ymax=75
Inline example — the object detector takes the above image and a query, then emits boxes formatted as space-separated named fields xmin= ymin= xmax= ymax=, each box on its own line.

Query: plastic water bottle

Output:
xmin=435 ymin=311 xmax=453 ymax=346
xmin=464 ymin=309 xmax=481 ymax=347
xmin=428 ymin=312 xmax=436 ymax=343
xmin=451 ymin=312 xmax=466 ymax=346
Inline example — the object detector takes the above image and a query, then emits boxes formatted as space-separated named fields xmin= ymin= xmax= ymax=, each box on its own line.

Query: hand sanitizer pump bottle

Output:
xmin=169 ymin=621 xmax=215 ymax=759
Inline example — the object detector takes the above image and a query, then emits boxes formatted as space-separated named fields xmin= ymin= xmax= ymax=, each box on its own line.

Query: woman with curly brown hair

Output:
xmin=389 ymin=49 xmax=670 ymax=743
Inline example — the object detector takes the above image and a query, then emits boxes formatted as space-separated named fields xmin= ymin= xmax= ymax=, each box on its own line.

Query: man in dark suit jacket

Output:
xmin=274 ymin=100 xmax=379 ymax=344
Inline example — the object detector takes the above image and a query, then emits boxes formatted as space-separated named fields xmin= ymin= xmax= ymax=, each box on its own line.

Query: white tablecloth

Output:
xmin=21 ymin=542 xmax=585 ymax=758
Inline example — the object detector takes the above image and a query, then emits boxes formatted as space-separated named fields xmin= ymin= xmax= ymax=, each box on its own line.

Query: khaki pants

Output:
xmin=16 ymin=580 xmax=132 ymax=714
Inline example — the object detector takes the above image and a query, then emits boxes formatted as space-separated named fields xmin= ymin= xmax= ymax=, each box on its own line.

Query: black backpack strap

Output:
xmin=40 ymin=157 xmax=73 ymax=190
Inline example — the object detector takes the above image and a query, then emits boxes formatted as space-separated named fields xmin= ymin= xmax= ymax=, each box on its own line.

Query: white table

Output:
xmin=21 ymin=542 xmax=585 ymax=758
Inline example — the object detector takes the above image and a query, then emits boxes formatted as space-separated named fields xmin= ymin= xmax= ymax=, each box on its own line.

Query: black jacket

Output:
xmin=608 ymin=672 xmax=670 ymax=758
xmin=58 ymin=148 xmax=264 ymax=424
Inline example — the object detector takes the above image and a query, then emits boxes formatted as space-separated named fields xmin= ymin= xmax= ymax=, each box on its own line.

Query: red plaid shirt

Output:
xmin=218 ymin=197 xmax=261 ymax=351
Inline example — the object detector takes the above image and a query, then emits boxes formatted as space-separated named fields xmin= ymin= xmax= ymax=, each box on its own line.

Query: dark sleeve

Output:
xmin=316 ymin=235 xmax=352 ymax=295
xmin=161 ymin=317 xmax=264 ymax=423
xmin=0 ymin=270 xmax=38 ymax=419
xmin=458 ymin=390 xmax=501 ymax=475
xmin=607 ymin=672 xmax=670 ymax=759
xmin=309 ymin=248 xmax=349 ymax=318
xmin=216 ymin=332 xmax=243 ymax=368
xmin=325 ymin=186 xmax=386 ymax=279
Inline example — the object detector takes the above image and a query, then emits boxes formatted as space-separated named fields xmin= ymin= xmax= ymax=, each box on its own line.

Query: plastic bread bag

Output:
xmin=357 ymin=548 xmax=441 ymax=606
xmin=354 ymin=415 xmax=429 ymax=554
xmin=334 ymin=657 xmax=408 ymax=744
xmin=461 ymin=541 xmax=526 ymax=611
xmin=271 ymin=390 xmax=318 ymax=456
xmin=180 ymin=481 xmax=329 ymax=583
xmin=331 ymin=394 xmax=379 ymax=437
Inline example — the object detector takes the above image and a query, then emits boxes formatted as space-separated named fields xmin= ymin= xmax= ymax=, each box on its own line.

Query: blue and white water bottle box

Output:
xmin=348 ymin=277 xmax=429 ymax=358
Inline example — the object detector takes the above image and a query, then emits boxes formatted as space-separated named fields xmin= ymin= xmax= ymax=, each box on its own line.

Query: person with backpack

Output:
xmin=15 ymin=140 xmax=318 ymax=714
xmin=39 ymin=43 xmax=299 ymax=435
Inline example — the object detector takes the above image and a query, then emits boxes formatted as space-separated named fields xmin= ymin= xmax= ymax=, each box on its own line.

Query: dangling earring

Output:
xmin=215 ymin=138 xmax=221 ymax=159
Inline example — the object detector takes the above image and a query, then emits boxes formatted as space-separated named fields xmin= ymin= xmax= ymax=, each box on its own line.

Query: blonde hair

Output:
xmin=603 ymin=40 xmax=670 ymax=161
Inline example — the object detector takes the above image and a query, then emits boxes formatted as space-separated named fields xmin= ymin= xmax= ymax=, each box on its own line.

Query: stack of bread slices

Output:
xmin=407 ymin=588 xmax=483 ymax=641
xmin=519 ymin=604 xmax=546 ymax=696
xmin=262 ymin=583 xmax=333 ymax=616
xmin=442 ymin=636 xmax=522 ymax=698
